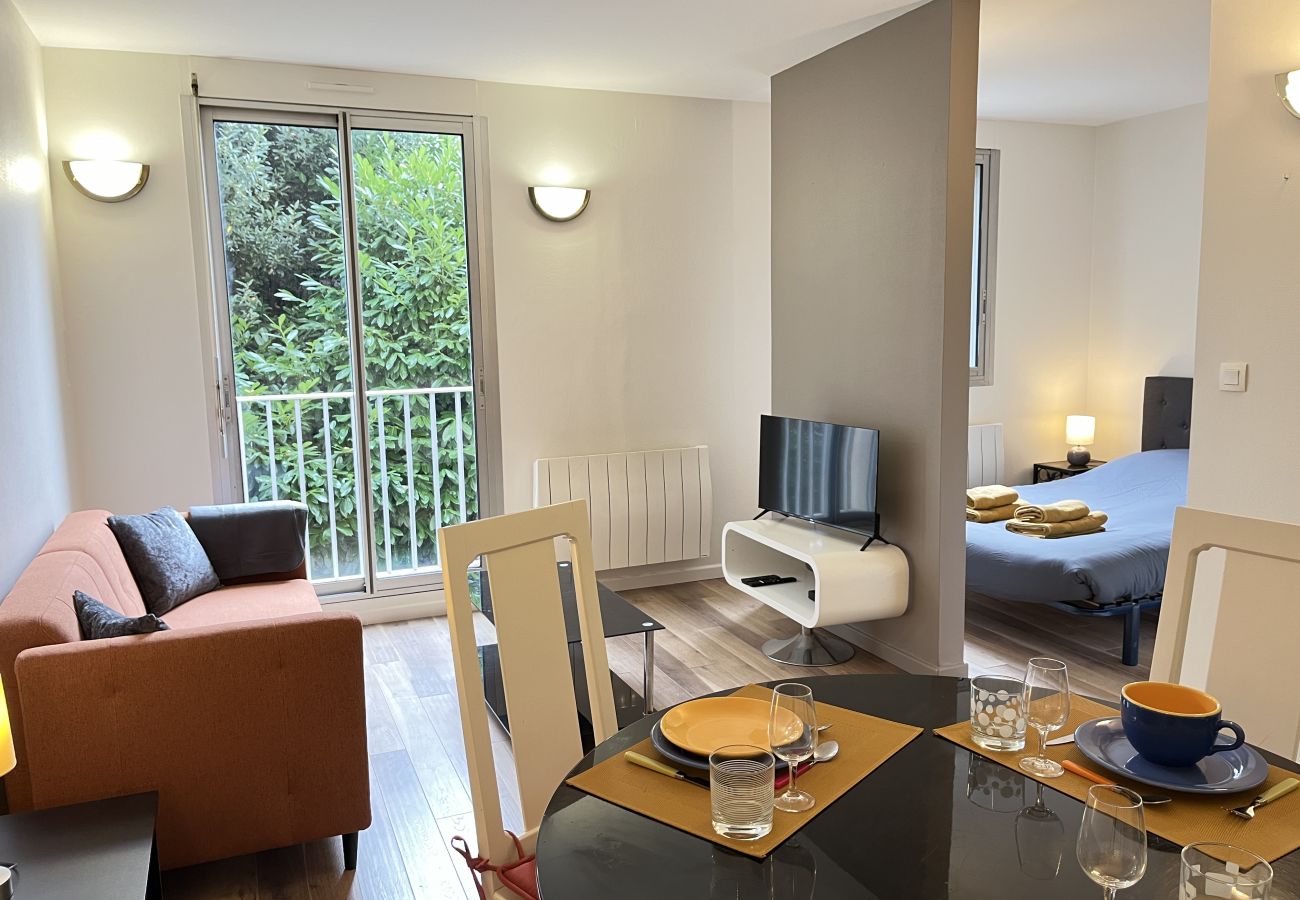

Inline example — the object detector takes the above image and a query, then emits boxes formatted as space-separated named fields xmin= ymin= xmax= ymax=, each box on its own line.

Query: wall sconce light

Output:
xmin=1276 ymin=70 xmax=1300 ymax=119
xmin=528 ymin=185 xmax=590 ymax=222
xmin=62 ymin=159 xmax=150 ymax=202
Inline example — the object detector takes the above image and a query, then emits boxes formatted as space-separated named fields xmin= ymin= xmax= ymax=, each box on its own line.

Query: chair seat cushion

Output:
xmin=160 ymin=579 xmax=321 ymax=630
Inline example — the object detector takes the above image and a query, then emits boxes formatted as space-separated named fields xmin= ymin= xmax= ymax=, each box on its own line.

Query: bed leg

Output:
xmin=1122 ymin=605 xmax=1141 ymax=667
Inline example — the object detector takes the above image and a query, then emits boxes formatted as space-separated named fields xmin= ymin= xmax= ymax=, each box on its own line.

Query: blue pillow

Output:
xmin=107 ymin=506 xmax=221 ymax=615
xmin=73 ymin=591 xmax=170 ymax=641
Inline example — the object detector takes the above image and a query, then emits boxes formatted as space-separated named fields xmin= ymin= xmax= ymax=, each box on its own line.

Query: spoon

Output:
xmin=776 ymin=740 xmax=839 ymax=790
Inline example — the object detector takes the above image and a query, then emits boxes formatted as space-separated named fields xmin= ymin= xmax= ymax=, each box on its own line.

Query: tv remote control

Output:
xmin=741 ymin=574 xmax=797 ymax=587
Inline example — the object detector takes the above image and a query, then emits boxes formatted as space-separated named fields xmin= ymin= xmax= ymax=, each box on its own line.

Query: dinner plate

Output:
xmin=1073 ymin=717 xmax=1269 ymax=794
xmin=650 ymin=720 xmax=789 ymax=773
xmin=659 ymin=697 xmax=802 ymax=757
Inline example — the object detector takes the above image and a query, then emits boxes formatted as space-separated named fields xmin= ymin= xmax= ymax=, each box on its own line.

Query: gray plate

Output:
xmin=1074 ymin=717 xmax=1269 ymax=795
xmin=649 ymin=721 xmax=788 ymax=773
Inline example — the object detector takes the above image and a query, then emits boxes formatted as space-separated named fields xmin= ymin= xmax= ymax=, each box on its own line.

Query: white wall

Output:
xmin=969 ymin=120 xmax=1095 ymax=483
xmin=0 ymin=0 xmax=71 ymax=595
xmin=38 ymin=50 xmax=771 ymax=579
xmin=42 ymin=49 xmax=217 ymax=513
xmin=1188 ymin=0 xmax=1300 ymax=523
xmin=971 ymin=107 xmax=1206 ymax=481
xmin=1088 ymin=103 xmax=1206 ymax=461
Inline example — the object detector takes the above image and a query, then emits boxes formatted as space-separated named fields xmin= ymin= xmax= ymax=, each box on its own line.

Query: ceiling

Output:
xmin=16 ymin=0 xmax=1209 ymax=125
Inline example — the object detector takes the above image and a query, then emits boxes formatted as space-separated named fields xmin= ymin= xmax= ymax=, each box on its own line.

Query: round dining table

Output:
xmin=535 ymin=674 xmax=1300 ymax=899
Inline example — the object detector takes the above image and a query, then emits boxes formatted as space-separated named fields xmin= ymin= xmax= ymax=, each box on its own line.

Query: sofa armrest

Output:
xmin=187 ymin=501 xmax=308 ymax=584
xmin=14 ymin=611 xmax=370 ymax=869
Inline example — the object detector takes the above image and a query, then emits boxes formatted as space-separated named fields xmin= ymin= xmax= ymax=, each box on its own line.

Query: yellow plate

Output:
xmin=659 ymin=696 xmax=803 ymax=757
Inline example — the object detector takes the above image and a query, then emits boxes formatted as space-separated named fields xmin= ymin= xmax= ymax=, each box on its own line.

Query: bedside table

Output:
xmin=1033 ymin=460 xmax=1106 ymax=483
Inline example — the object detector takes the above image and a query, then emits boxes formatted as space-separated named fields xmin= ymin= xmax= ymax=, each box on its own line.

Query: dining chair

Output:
xmin=439 ymin=499 xmax=619 ymax=899
xmin=1151 ymin=506 xmax=1300 ymax=762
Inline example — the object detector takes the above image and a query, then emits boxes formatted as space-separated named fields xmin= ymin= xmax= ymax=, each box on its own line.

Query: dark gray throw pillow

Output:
xmin=107 ymin=506 xmax=221 ymax=616
xmin=73 ymin=590 xmax=170 ymax=640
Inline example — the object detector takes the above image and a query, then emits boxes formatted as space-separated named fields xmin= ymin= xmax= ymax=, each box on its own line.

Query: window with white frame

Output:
xmin=971 ymin=148 xmax=999 ymax=385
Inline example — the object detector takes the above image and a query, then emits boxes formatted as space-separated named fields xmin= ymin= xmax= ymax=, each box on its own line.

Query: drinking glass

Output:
xmin=1076 ymin=784 xmax=1147 ymax=899
xmin=1180 ymin=842 xmax=1273 ymax=899
xmin=1019 ymin=657 xmax=1071 ymax=777
xmin=769 ymin=683 xmax=818 ymax=813
xmin=709 ymin=744 xmax=775 ymax=840
xmin=971 ymin=674 xmax=1028 ymax=752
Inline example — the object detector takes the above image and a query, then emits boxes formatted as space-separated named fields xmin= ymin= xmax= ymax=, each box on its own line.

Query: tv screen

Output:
xmin=758 ymin=415 xmax=880 ymax=537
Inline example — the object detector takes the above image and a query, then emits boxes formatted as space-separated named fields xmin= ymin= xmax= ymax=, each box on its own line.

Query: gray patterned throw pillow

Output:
xmin=107 ymin=506 xmax=221 ymax=615
xmin=73 ymin=590 xmax=171 ymax=640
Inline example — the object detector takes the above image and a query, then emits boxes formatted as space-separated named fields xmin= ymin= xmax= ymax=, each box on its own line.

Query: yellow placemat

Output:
xmin=935 ymin=693 xmax=1300 ymax=863
xmin=566 ymin=683 xmax=923 ymax=859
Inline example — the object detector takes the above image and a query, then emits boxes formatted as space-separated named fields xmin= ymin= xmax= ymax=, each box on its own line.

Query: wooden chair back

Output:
xmin=438 ymin=500 xmax=618 ymax=894
xmin=1151 ymin=506 xmax=1300 ymax=761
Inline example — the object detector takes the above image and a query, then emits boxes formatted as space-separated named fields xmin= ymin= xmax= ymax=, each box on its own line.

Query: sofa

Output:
xmin=0 ymin=505 xmax=371 ymax=870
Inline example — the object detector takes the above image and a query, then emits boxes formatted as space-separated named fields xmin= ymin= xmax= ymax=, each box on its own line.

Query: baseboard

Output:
xmin=324 ymin=590 xmax=445 ymax=625
xmin=831 ymin=624 xmax=969 ymax=677
xmin=598 ymin=561 xmax=723 ymax=592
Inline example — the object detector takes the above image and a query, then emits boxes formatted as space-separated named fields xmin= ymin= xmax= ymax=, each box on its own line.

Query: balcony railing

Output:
xmin=236 ymin=385 xmax=477 ymax=583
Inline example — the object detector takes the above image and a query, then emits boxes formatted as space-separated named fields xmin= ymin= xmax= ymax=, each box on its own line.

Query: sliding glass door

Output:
xmin=201 ymin=106 xmax=488 ymax=596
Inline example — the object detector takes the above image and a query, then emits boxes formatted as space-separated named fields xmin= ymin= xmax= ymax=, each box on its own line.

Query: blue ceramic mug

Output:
xmin=1120 ymin=681 xmax=1245 ymax=768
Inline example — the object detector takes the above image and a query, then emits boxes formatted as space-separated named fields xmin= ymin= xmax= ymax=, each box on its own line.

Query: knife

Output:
xmin=1047 ymin=733 xmax=1076 ymax=746
xmin=1061 ymin=760 xmax=1172 ymax=805
xmin=625 ymin=751 xmax=710 ymax=789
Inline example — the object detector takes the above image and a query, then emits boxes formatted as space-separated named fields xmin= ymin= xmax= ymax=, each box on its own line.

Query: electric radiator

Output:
xmin=533 ymin=446 xmax=712 ymax=571
xmin=967 ymin=423 xmax=1005 ymax=488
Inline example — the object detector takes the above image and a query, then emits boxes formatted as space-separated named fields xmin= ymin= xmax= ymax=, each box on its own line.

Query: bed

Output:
xmin=965 ymin=376 xmax=1192 ymax=666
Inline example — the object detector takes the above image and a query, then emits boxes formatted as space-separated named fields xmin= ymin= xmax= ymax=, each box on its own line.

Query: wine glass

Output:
xmin=1076 ymin=784 xmax=1147 ymax=899
xmin=1016 ymin=781 xmax=1066 ymax=880
xmin=769 ymin=683 xmax=817 ymax=813
xmin=1019 ymin=657 xmax=1071 ymax=777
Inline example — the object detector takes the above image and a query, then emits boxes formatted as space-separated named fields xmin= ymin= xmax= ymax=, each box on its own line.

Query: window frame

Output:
xmin=971 ymin=147 xmax=1000 ymax=387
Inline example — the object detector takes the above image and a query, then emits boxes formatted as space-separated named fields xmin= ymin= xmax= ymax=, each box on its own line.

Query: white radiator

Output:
xmin=533 ymin=446 xmax=712 ymax=571
xmin=967 ymin=423 xmax=1005 ymax=488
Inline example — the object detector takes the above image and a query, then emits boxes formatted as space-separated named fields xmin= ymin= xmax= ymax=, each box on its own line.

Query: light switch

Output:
xmin=1219 ymin=362 xmax=1247 ymax=392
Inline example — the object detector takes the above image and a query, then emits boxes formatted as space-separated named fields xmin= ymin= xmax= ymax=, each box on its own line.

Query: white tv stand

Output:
xmin=722 ymin=516 xmax=909 ymax=666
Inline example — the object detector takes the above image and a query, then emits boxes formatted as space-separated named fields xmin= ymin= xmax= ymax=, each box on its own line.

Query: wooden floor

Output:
xmin=164 ymin=578 xmax=1150 ymax=899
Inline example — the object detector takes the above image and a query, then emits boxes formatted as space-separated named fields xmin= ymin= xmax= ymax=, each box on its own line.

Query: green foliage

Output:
xmin=216 ymin=122 xmax=477 ymax=577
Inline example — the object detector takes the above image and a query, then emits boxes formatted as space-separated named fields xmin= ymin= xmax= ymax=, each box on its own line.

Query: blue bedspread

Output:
xmin=965 ymin=449 xmax=1188 ymax=605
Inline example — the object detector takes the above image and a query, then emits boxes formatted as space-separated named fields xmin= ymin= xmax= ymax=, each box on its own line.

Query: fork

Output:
xmin=1229 ymin=777 xmax=1300 ymax=820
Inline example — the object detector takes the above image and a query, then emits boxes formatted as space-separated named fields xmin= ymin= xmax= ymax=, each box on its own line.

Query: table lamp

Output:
xmin=0 ymin=675 xmax=17 ymax=899
xmin=1065 ymin=415 xmax=1095 ymax=467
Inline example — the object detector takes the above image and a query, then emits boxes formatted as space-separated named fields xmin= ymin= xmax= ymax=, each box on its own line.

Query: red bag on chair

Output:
xmin=451 ymin=832 xmax=540 ymax=900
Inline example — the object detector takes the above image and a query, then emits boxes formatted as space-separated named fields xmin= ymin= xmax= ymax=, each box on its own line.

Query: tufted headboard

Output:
xmin=1141 ymin=376 xmax=1193 ymax=451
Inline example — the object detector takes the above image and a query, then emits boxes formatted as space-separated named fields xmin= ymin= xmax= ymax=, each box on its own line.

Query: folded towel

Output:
xmin=1013 ymin=499 xmax=1090 ymax=523
xmin=967 ymin=485 xmax=1019 ymax=510
xmin=1006 ymin=511 xmax=1108 ymax=539
xmin=966 ymin=504 xmax=1017 ymax=523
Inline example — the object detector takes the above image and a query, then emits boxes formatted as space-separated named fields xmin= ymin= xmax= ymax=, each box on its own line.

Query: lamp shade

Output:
xmin=0 ymin=675 xmax=15 ymax=778
xmin=63 ymin=159 xmax=149 ymax=202
xmin=1277 ymin=70 xmax=1300 ymax=119
xmin=528 ymin=185 xmax=590 ymax=222
xmin=1065 ymin=415 xmax=1095 ymax=446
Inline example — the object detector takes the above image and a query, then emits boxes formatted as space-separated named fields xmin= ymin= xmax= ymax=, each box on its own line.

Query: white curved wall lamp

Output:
xmin=1276 ymin=70 xmax=1300 ymax=119
xmin=528 ymin=185 xmax=590 ymax=222
xmin=62 ymin=159 xmax=150 ymax=202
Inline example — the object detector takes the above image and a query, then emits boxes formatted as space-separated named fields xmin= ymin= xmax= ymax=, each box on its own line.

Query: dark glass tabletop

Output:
xmin=536 ymin=674 xmax=1300 ymax=899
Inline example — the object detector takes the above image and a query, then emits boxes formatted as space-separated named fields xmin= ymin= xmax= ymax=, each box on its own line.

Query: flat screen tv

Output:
xmin=758 ymin=414 xmax=881 ymax=540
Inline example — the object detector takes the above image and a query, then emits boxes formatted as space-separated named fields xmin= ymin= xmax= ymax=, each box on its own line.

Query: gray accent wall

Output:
xmin=771 ymin=0 xmax=978 ymax=674
xmin=0 ymin=0 xmax=71 ymax=596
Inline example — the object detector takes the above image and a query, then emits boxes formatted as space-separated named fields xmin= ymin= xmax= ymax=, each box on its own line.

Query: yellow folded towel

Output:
xmin=966 ymin=504 xmax=1017 ymax=523
xmin=1006 ymin=511 xmax=1108 ymax=538
xmin=967 ymin=485 xmax=1019 ymax=510
xmin=1013 ymin=499 xmax=1090 ymax=523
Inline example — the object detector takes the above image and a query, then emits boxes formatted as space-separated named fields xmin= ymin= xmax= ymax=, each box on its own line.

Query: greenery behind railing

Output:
xmin=216 ymin=122 xmax=478 ymax=575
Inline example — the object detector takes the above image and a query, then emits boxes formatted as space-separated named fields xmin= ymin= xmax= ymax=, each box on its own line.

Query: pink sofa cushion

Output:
xmin=159 ymin=579 xmax=321 ymax=630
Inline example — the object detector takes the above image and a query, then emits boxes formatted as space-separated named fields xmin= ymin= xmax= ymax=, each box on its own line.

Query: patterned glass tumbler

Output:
xmin=971 ymin=675 xmax=1028 ymax=752
xmin=710 ymin=744 xmax=775 ymax=841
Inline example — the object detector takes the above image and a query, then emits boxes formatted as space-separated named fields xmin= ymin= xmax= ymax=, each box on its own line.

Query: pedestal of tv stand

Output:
xmin=721 ymin=517 xmax=909 ymax=665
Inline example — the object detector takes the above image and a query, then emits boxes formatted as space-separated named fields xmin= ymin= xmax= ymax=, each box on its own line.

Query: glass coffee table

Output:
xmin=475 ymin=561 xmax=664 ymax=752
